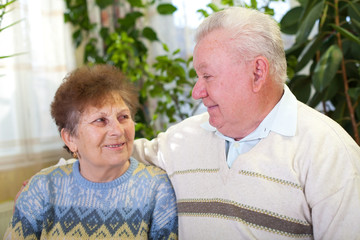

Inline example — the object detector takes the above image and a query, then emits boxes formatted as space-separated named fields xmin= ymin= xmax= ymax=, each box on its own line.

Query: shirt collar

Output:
xmin=201 ymin=84 xmax=297 ymax=141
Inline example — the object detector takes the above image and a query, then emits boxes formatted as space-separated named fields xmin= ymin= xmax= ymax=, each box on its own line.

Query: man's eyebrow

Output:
xmin=195 ymin=63 xmax=208 ymax=71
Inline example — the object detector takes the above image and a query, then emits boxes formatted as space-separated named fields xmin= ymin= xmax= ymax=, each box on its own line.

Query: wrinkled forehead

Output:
xmin=194 ymin=33 xmax=241 ymax=69
xmin=80 ymin=91 xmax=126 ymax=113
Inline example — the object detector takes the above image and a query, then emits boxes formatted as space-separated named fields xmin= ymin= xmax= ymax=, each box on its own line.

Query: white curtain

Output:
xmin=0 ymin=0 xmax=76 ymax=169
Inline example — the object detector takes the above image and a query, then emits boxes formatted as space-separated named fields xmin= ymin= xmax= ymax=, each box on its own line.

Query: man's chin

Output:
xmin=208 ymin=116 xmax=222 ymax=129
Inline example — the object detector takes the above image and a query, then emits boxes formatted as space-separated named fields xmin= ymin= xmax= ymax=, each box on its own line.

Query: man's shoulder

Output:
xmin=296 ymin=101 xmax=360 ymax=154
xmin=297 ymin=101 xmax=349 ymax=134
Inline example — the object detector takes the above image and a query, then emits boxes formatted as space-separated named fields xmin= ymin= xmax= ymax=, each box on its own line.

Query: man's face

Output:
xmin=192 ymin=28 xmax=256 ymax=138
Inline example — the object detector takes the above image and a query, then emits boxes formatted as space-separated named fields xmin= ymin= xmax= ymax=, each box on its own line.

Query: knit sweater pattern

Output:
xmin=5 ymin=158 xmax=178 ymax=240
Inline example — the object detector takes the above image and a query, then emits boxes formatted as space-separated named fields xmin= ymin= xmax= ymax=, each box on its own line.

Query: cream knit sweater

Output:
xmin=133 ymin=99 xmax=360 ymax=240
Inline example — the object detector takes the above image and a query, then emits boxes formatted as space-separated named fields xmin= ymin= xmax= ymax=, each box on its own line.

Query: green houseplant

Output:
xmin=63 ymin=0 xmax=196 ymax=139
xmin=280 ymin=0 xmax=360 ymax=144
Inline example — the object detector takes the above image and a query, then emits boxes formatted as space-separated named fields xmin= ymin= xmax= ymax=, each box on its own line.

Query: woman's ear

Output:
xmin=252 ymin=56 xmax=269 ymax=92
xmin=61 ymin=128 xmax=77 ymax=153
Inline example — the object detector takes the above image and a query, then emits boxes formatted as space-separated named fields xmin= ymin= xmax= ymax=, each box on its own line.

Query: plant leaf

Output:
xmin=288 ymin=75 xmax=312 ymax=103
xmin=207 ymin=3 xmax=220 ymax=12
xmin=162 ymin=43 xmax=169 ymax=52
xmin=296 ymin=1 xmax=324 ymax=44
xmin=142 ymin=27 xmax=158 ymax=41
xmin=312 ymin=45 xmax=343 ymax=92
xmin=128 ymin=0 xmax=144 ymax=8
xmin=296 ymin=33 xmax=324 ymax=72
xmin=157 ymin=3 xmax=177 ymax=15
xmin=118 ymin=11 xmax=143 ymax=30
xmin=173 ymin=49 xmax=181 ymax=55
xmin=95 ymin=0 xmax=113 ymax=9
xmin=188 ymin=68 xmax=197 ymax=78
xmin=0 ymin=52 xmax=25 ymax=59
xmin=348 ymin=2 xmax=360 ymax=22
xmin=196 ymin=9 xmax=209 ymax=18
xmin=280 ymin=6 xmax=303 ymax=35
xmin=72 ymin=29 xmax=82 ymax=48
xmin=0 ymin=0 xmax=17 ymax=9
xmin=298 ymin=0 xmax=309 ymax=7
xmin=0 ymin=19 xmax=22 ymax=33
xmin=308 ymin=91 xmax=325 ymax=108
xmin=221 ymin=0 xmax=234 ymax=6
xmin=263 ymin=6 xmax=275 ymax=16
xmin=330 ymin=24 xmax=360 ymax=45
xmin=348 ymin=87 xmax=360 ymax=99
xmin=351 ymin=18 xmax=360 ymax=31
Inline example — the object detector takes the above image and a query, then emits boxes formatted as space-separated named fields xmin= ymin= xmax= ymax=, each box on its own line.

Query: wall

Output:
xmin=0 ymin=201 xmax=13 ymax=238
xmin=0 ymin=159 xmax=62 ymax=202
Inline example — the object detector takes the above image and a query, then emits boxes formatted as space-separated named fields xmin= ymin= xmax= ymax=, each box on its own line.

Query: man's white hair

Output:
xmin=195 ymin=7 xmax=287 ymax=85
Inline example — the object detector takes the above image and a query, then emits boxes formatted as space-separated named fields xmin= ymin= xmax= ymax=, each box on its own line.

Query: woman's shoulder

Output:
xmin=132 ymin=158 xmax=169 ymax=181
xmin=39 ymin=159 xmax=75 ymax=175
xmin=28 ymin=159 xmax=76 ymax=185
xmin=131 ymin=160 xmax=175 ymax=197
xmin=134 ymin=159 xmax=166 ymax=174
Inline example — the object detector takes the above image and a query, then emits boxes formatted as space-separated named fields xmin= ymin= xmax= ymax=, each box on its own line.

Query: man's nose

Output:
xmin=192 ymin=79 xmax=207 ymax=100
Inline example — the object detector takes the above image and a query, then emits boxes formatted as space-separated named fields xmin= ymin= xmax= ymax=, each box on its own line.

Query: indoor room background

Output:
xmin=2 ymin=0 xmax=353 ymax=236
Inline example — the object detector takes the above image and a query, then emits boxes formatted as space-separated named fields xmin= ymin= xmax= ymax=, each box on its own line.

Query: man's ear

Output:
xmin=61 ymin=128 xmax=77 ymax=153
xmin=252 ymin=56 xmax=269 ymax=92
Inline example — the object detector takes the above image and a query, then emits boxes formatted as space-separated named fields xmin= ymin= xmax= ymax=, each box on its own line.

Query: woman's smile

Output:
xmin=66 ymin=92 xmax=135 ymax=182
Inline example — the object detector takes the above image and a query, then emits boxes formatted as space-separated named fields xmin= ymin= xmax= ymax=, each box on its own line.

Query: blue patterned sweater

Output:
xmin=5 ymin=158 xmax=178 ymax=239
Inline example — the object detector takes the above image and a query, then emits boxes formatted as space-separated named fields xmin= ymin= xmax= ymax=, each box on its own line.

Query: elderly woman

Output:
xmin=5 ymin=65 xmax=178 ymax=239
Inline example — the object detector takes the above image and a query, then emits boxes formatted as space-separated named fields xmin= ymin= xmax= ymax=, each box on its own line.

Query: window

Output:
xmin=0 ymin=0 xmax=76 ymax=169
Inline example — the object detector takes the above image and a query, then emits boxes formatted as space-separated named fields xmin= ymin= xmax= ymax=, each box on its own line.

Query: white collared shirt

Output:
xmin=201 ymin=85 xmax=298 ymax=167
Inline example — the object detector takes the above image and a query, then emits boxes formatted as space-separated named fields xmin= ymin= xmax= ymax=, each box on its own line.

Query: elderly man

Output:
xmin=133 ymin=6 xmax=360 ymax=240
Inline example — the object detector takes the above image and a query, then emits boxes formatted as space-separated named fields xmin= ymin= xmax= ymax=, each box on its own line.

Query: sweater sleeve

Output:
xmin=4 ymin=174 xmax=47 ymax=240
xmin=149 ymin=173 xmax=178 ymax=240
xmin=310 ymin=174 xmax=360 ymax=239
xmin=133 ymin=137 xmax=163 ymax=169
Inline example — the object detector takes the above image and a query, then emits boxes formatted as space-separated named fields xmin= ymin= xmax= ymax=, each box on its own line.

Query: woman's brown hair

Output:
xmin=51 ymin=64 xmax=139 ymax=153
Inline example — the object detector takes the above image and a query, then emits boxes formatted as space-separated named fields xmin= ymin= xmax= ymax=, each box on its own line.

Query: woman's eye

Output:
xmin=93 ymin=118 xmax=107 ymax=125
xmin=119 ymin=115 xmax=130 ymax=120
xmin=95 ymin=118 xmax=105 ymax=122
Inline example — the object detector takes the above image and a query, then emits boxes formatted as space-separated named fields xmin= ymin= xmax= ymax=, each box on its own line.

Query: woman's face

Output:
xmin=63 ymin=93 xmax=135 ymax=181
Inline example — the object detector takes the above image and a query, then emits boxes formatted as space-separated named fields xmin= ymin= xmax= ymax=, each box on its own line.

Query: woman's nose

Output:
xmin=192 ymin=79 xmax=207 ymax=100
xmin=109 ymin=120 xmax=124 ymax=136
